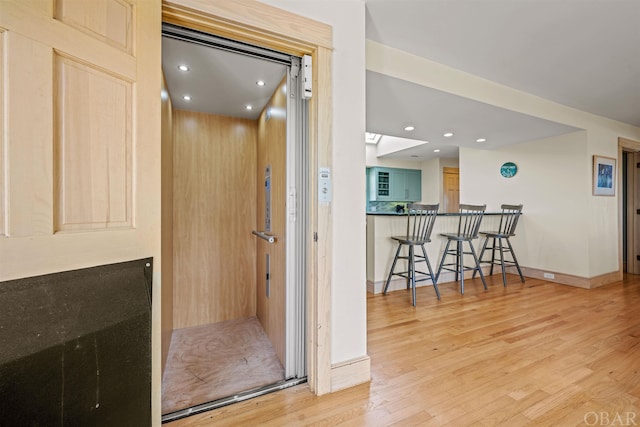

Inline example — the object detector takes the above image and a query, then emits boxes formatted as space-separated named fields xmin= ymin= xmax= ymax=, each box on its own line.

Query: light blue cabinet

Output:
xmin=368 ymin=167 xmax=392 ymax=201
xmin=405 ymin=169 xmax=422 ymax=201
xmin=367 ymin=167 xmax=421 ymax=202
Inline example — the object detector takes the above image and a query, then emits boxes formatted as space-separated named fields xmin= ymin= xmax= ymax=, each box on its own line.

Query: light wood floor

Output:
xmin=167 ymin=274 xmax=640 ymax=426
xmin=162 ymin=317 xmax=284 ymax=415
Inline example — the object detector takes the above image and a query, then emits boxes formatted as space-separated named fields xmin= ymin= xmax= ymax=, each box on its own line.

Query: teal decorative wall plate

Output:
xmin=500 ymin=162 xmax=518 ymax=178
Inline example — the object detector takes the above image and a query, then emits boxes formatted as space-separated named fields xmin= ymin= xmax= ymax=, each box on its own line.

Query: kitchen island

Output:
xmin=366 ymin=212 xmax=507 ymax=294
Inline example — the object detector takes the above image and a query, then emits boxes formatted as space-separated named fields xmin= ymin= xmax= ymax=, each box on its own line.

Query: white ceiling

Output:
xmin=162 ymin=0 xmax=640 ymax=161
xmin=366 ymin=70 xmax=581 ymax=159
xmin=365 ymin=0 xmax=640 ymax=160
xmin=162 ymin=36 xmax=287 ymax=120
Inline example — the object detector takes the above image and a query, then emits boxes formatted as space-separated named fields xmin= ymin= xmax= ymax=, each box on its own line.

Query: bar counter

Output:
xmin=366 ymin=212 xmax=506 ymax=294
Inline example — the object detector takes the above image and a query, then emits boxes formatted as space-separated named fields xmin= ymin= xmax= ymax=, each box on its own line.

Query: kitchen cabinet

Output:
xmin=368 ymin=167 xmax=421 ymax=202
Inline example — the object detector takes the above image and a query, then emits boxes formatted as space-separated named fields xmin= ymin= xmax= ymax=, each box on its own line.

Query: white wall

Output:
xmin=586 ymin=128 xmax=625 ymax=276
xmin=420 ymin=157 xmax=440 ymax=204
xmin=262 ymin=0 xmax=367 ymax=364
xmin=462 ymin=131 xmax=591 ymax=277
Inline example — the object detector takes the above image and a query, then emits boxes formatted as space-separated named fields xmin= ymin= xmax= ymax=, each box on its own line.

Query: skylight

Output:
xmin=365 ymin=132 xmax=382 ymax=144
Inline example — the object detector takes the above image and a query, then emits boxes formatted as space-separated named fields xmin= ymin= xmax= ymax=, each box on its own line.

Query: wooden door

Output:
xmin=443 ymin=167 xmax=460 ymax=213
xmin=0 ymin=1 xmax=160 ymax=281
xmin=256 ymin=77 xmax=287 ymax=366
xmin=0 ymin=0 xmax=161 ymax=422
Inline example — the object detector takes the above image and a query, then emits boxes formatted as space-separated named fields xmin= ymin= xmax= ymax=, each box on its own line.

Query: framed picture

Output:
xmin=593 ymin=155 xmax=616 ymax=196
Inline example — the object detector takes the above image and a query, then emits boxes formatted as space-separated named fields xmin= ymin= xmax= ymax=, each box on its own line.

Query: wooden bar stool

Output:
xmin=474 ymin=204 xmax=525 ymax=286
xmin=436 ymin=204 xmax=487 ymax=294
xmin=383 ymin=203 xmax=440 ymax=306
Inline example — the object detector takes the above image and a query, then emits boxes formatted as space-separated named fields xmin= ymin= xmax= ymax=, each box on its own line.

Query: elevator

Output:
xmin=160 ymin=24 xmax=309 ymax=422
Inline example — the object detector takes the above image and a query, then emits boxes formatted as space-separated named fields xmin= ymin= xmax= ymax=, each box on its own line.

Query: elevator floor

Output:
xmin=161 ymin=316 xmax=285 ymax=415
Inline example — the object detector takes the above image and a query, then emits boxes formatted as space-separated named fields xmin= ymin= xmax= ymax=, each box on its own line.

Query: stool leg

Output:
xmin=473 ymin=236 xmax=490 ymax=279
xmin=384 ymin=244 xmax=402 ymax=295
xmin=435 ymin=240 xmax=451 ymax=284
xmin=498 ymin=237 xmax=507 ymax=286
xmin=420 ymin=244 xmax=440 ymax=300
xmin=469 ymin=240 xmax=487 ymax=290
xmin=506 ymin=238 xmax=525 ymax=283
xmin=406 ymin=245 xmax=411 ymax=290
xmin=489 ymin=237 xmax=497 ymax=276
xmin=410 ymin=245 xmax=417 ymax=306
xmin=458 ymin=240 xmax=464 ymax=294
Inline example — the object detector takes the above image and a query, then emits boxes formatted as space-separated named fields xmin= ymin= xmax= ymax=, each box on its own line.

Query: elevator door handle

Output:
xmin=252 ymin=230 xmax=276 ymax=244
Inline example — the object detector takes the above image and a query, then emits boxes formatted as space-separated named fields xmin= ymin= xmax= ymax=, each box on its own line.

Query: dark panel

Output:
xmin=0 ymin=259 xmax=152 ymax=427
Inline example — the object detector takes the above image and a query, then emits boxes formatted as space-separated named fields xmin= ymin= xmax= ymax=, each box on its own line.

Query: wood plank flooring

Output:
xmin=167 ymin=274 xmax=640 ymax=426
xmin=162 ymin=317 xmax=284 ymax=415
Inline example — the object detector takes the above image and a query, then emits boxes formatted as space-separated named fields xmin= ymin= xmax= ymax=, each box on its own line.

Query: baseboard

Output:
xmin=367 ymin=266 xmax=494 ymax=294
xmin=368 ymin=266 xmax=623 ymax=293
xmin=518 ymin=266 xmax=622 ymax=289
xmin=330 ymin=355 xmax=371 ymax=392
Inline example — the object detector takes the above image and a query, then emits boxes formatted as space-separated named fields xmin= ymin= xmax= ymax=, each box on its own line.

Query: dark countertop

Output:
xmin=366 ymin=212 xmax=407 ymax=216
xmin=366 ymin=212 xmax=505 ymax=216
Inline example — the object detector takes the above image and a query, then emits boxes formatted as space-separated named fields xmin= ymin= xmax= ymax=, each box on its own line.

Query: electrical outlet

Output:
xmin=543 ymin=272 xmax=555 ymax=279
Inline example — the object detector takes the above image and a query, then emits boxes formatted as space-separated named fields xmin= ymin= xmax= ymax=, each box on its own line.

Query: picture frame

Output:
xmin=593 ymin=155 xmax=616 ymax=196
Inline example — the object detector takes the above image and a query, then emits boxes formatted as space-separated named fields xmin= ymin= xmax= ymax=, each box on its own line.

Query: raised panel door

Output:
xmin=0 ymin=0 xmax=160 ymax=424
xmin=0 ymin=1 xmax=160 ymax=287
xmin=443 ymin=168 xmax=460 ymax=213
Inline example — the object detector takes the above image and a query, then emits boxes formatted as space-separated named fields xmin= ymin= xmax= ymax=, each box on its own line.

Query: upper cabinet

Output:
xmin=368 ymin=167 xmax=421 ymax=202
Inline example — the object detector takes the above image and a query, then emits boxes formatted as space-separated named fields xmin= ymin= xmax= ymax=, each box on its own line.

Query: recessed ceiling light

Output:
xmin=178 ymin=64 xmax=189 ymax=72
xmin=256 ymin=80 xmax=266 ymax=86
xmin=434 ymin=149 xmax=441 ymax=153
xmin=183 ymin=95 xmax=191 ymax=101
xmin=245 ymin=105 xmax=253 ymax=110
xmin=443 ymin=132 xmax=454 ymax=137
xmin=404 ymin=126 xmax=415 ymax=131
xmin=476 ymin=138 xmax=487 ymax=142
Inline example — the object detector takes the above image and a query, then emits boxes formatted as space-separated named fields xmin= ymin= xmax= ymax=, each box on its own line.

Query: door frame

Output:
xmin=162 ymin=0 xmax=333 ymax=395
xmin=619 ymin=137 xmax=640 ymax=274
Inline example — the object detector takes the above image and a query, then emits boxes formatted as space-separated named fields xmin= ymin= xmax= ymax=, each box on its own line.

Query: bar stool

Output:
xmin=474 ymin=204 xmax=525 ymax=286
xmin=383 ymin=203 xmax=440 ymax=306
xmin=436 ymin=204 xmax=487 ymax=294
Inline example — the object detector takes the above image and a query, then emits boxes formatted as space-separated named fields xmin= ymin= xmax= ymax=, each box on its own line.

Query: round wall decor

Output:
xmin=500 ymin=162 xmax=518 ymax=178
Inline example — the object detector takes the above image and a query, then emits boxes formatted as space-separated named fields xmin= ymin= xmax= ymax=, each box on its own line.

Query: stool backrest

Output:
xmin=457 ymin=204 xmax=486 ymax=238
xmin=406 ymin=203 xmax=439 ymax=241
xmin=498 ymin=204 xmax=523 ymax=236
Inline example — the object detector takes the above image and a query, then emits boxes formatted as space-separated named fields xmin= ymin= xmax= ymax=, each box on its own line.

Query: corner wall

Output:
xmin=262 ymin=0 xmax=369 ymax=385
xmin=367 ymin=39 xmax=640 ymax=282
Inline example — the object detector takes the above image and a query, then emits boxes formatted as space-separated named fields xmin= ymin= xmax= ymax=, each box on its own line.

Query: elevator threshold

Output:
xmin=161 ymin=377 xmax=307 ymax=424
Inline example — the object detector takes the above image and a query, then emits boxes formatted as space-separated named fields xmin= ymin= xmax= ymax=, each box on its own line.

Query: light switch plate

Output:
xmin=319 ymin=167 xmax=331 ymax=203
